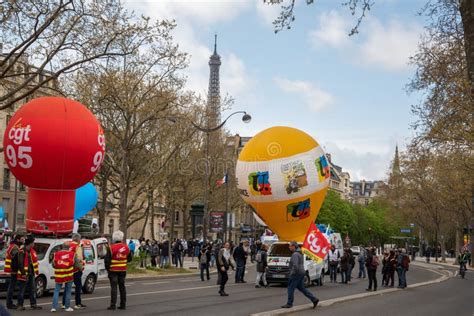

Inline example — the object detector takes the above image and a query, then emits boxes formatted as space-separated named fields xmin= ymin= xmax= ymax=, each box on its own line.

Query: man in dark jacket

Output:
xmin=255 ymin=244 xmax=268 ymax=288
xmin=233 ymin=241 xmax=248 ymax=283
xmin=365 ymin=247 xmax=379 ymax=291
xmin=281 ymin=242 xmax=318 ymax=309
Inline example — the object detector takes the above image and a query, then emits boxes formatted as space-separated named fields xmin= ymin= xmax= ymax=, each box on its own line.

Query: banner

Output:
xmin=209 ymin=211 xmax=226 ymax=233
xmin=301 ymin=222 xmax=331 ymax=263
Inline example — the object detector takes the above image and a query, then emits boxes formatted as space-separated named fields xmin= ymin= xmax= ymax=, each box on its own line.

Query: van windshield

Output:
xmin=269 ymin=244 xmax=292 ymax=257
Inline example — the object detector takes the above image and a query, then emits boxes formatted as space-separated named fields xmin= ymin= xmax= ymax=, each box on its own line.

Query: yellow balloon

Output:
xmin=236 ymin=126 xmax=330 ymax=242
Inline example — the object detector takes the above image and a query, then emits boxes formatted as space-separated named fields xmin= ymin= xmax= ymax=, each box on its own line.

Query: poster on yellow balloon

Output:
xmin=235 ymin=126 xmax=330 ymax=242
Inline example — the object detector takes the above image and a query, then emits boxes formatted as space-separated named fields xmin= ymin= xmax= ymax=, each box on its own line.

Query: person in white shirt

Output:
xmin=327 ymin=245 xmax=340 ymax=283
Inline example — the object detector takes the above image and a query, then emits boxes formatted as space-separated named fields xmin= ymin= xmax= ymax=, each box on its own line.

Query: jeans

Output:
xmin=358 ymin=261 xmax=366 ymax=278
xmin=286 ymin=274 xmax=317 ymax=306
xmin=347 ymin=264 xmax=353 ymax=282
xmin=174 ymin=254 xmax=183 ymax=268
xmin=160 ymin=256 xmax=169 ymax=268
xmin=108 ymin=272 xmax=126 ymax=308
xmin=219 ymin=269 xmax=228 ymax=292
xmin=367 ymin=268 xmax=377 ymax=290
xmin=397 ymin=267 xmax=407 ymax=288
xmin=200 ymin=263 xmax=210 ymax=281
xmin=18 ymin=274 xmax=37 ymax=306
xmin=63 ymin=271 xmax=82 ymax=306
xmin=329 ymin=264 xmax=337 ymax=282
xmin=6 ymin=274 xmax=18 ymax=306
xmin=256 ymin=272 xmax=267 ymax=286
xmin=52 ymin=282 xmax=72 ymax=310
xmin=341 ymin=269 xmax=347 ymax=283
xmin=235 ymin=260 xmax=245 ymax=282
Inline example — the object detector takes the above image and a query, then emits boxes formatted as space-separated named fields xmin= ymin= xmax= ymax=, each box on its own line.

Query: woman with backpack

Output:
xmin=255 ymin=244 xmax=268 ymax=288
xmin=365 ymin=247 xmax=379 ymax=291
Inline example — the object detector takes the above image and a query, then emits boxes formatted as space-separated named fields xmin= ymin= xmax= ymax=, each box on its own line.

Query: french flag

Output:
xmin=216 ymin=174 xmax=228 ymax=186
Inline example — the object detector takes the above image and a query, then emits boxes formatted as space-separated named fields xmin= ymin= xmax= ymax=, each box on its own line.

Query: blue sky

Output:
xmin=126 ymin=0 xmax=428 ymax=181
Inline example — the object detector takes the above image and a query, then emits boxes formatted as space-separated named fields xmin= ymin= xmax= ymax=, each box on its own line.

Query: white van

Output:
xmin=266 ymin=242 xmax=326 ymax=287
xmin=0 ymin=237 xmax=110 ymax=298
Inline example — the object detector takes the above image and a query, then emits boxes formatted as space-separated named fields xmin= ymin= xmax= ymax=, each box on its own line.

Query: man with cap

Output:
xmin=5 ymin=234 xmax=23 ymax=310
xmin=17 ymin=235 xmax=42 ymax=310
xmin=281 ymin=241 xmax=319 ymax=309
xmin=105 ymin=230 xmax=132 ymax=310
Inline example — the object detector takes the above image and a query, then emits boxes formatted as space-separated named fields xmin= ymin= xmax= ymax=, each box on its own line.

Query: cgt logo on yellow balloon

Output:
xmin=235 ymin=126 xmax=330 ymax=242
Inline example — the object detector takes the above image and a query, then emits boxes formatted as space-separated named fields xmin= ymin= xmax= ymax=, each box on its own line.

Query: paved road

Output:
xmin=294 ymin=264 xmax=473 ymax=316
xmin=6 ymin=263 xmax=440 ymax=315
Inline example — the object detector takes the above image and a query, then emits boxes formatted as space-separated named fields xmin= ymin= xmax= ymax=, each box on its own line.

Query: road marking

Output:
xmin=141 ymin=281 xmax=171 ymax=285
xmin=34 ymin=284 xmax=235 ymax=307
xmin=95 ymin=284 xmax=134 ymax=290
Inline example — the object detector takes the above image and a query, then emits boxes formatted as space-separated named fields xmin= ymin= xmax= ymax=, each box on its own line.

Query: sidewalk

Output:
xmin=413 ymin=256 xmax=459 ymax=268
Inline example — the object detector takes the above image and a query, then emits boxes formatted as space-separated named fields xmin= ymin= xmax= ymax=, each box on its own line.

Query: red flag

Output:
xmin=301 ymin=222 xmax=331 ymax=263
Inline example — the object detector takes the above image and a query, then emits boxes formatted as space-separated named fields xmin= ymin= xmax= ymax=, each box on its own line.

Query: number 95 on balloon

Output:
xmin=5 ymin=121 xmax=33 ymax=169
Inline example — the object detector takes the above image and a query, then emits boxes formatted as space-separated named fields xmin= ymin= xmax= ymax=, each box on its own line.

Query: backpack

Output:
xmin=256 ymin=251 xmax=262 ymax=263
xmin=371 ymin=255 xmax=380 ymax=268
xmin=402 ymin=255 xmax=410 ymax=271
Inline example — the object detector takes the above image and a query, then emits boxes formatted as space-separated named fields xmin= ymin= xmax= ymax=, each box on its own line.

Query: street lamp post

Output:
xmin=184 ymin=111 xmax=251 ymax=241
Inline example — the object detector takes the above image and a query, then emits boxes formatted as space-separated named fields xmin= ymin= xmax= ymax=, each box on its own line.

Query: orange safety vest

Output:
xmin=54 ymin=250 xmax=75 ymax=283
xmin=110 ymin=243 xmax=130 ymax=272
xmin=17 ymin=248 xmax=39 ymax=281
xmin=4 ymin=243 xmax=19 ymax=274
xmin=69 ymin=241 xmax=84 ymax=273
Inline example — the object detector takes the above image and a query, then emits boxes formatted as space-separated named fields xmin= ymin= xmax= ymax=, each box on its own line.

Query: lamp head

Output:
xmin=242 ymin=113 xmax=252 ymax=123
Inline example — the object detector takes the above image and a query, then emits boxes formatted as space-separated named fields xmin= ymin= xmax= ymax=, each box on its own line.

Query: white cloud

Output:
xmin=273 ymin=77 xmax=334 ymax=112
xmin=308 ymin=10 xmax=351 ymax=48
xmin=358 ymin=19 xmax=422 ymax=71
xmin=307 ymin=11 xmax=422 ymax=71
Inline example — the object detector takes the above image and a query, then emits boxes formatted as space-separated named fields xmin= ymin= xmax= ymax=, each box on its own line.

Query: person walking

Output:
xmin=357 ymin=246 xmax=366 ymax=278
xmin=233 ymin=241 xmax=248 ymax=283
xmin=281 ymin=242 xmax=319 ymax=309
xmin=5 ymin=234 xmax=22 ymax=310
xmin=198 ymin=246 xmax=211 ymax=281
xmin=51 ymin=243 xmax=76 ymax=312
xmin=327 ymin=245 xmax=340 ymax=283
xmin=365 ymin=247 xmax=379 ymax=291
xmin=16 ymin=236 xmax=41 ymax=311
xmin=397 ymin=248 xmax=410 ymax=289
xmin=217 ymin=242 xmax=231 ymax=296
xmin=255 ymin=244 xmax=268 ymax=288
xmin=105 ymin=230 xmax=132 ymax=310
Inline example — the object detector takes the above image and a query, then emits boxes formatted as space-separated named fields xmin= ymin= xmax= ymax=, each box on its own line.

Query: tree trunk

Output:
xmin=150 ymin=192 xmax=155 ymax=240
xmin=141 ymin=205 xmax=149 ymax=239
xmin=460 ymin=0 xmax=474 ymax=100
xmin=455 ymin=226 xmax=461 ymax=265
xmin=98 ymin=174 xmax=108 ymax=234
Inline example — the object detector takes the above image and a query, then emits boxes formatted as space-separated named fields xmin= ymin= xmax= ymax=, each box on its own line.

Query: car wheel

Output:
xmin=304 ymin=273 xmax=312 ymax=287
xmin=82 ymin=274 xmax=96 ymax=294
xmin=35 ymin=276 xmax=46 ymax=298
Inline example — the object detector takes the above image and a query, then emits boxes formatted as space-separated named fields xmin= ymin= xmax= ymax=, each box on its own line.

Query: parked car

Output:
xmin=350 ymin=246 xmax=362 ymax=256
xmin=266 ymin=242 xmax=326 ymax=287
xmin=0 ymin=236 xmax=110 ymax=298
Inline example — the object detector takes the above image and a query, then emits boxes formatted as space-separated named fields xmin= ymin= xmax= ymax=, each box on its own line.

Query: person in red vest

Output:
xmin=5 ymin=234 xmax=23 ymax=310
xmin=61 ymin=233 xmax=86 ymax=310
xmin=105 ymin=230 xmax=132 ymax=310
xmin=17 ymin=236 xmax=42 ymax=310
xmin=51 ymin=242 xmax=78 ymax=312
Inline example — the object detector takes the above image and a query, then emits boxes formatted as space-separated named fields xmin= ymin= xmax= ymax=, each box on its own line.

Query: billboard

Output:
xmin=209 ymin=211 xmax=226 ymax=233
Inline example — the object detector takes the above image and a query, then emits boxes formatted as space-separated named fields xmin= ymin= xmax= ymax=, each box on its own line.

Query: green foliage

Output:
xmin=316 ymin=190 xmax=400 ymax=246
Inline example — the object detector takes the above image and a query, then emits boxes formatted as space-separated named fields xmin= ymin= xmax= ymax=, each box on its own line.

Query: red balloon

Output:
xmin=3 ymin=97 xmax=105 ymax=235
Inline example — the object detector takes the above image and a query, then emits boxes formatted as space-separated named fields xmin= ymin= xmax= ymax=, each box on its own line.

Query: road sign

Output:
xmin=400 ymin=228 xmax=411 ymax=233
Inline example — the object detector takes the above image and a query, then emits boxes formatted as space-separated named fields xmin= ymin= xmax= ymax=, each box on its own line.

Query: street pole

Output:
xmin=201 ymin=130 xmax=210 ymax=242
xmin=12 ymin=179 xmax=18 ymax=231
xmin=224 ymin=170 xmax=229 ymax=242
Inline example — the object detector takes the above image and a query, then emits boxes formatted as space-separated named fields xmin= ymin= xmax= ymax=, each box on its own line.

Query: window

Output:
xmin=2 ymin=198 xmax=9 ymax=215
xmin=174 ymin=211 xmax=180 ymax=223
xmin=365 ymin=199 xmax=369 ymax=206
xmin=34 ymin=243 xmax=51 ymax=261
xmin=83 ymin=245 xmax=95 ymax=263
xmin=96 ymin=243 xmax=109 ymax=260
xmin=108 ymin=219 xmax=114 ymax=234
xmin=269 ymin=243 xmax=293 ymax=257
xmin=19 ymin=183 xmax=25 ymax=191
xmin=3 ymin=168 xmax=10 ymax=190
xmin=17 ymin=199 xmax=25 ymax=224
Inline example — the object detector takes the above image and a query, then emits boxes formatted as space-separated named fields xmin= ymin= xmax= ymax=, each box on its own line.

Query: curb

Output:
xmin=250 ymin=264 xmax=452 ymax=316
